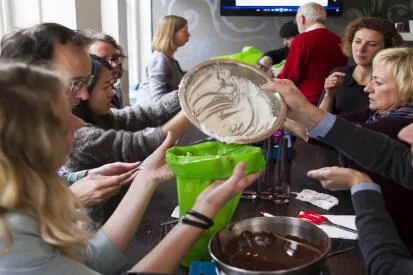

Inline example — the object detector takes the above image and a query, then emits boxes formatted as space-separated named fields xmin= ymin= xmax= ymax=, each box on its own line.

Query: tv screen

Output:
xmin=221 ymin=0 xmax=343 ymax=16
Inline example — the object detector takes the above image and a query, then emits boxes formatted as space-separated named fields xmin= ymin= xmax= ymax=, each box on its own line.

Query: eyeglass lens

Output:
xmin=70 ymin=75 xmax=94 ymax=92
xmin=108 ymin=55 xmax=124 ymax=64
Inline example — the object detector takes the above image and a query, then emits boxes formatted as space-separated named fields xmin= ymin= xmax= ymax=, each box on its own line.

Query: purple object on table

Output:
xmin=273 ymin=129 xmax=284 ymax=138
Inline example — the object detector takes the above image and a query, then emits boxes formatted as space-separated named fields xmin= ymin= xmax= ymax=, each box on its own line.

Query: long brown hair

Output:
xmin=0 ymin=63 xmax=91 ymax=260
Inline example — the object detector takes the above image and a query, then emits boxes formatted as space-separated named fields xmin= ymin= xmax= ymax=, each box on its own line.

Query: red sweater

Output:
xmin=278 ymin=28 xmax=347 ymax=104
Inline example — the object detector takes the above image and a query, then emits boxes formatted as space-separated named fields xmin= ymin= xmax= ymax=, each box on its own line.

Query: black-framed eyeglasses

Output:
xmin=69 ymin=75 xmax=94 ymax=94
xmin=106 ymin=54 xmax=125 ymax=64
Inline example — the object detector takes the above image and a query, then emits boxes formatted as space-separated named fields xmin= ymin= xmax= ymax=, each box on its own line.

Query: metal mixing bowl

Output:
xmin=209 ymin=216 xmax=330 ymax=275
xmin=178 ymin=59 xmax=286 ymax=144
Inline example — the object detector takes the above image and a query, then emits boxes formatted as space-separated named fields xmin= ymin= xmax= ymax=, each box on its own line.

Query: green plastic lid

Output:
xmin=166 ymin=141 xmax=265 ymax=179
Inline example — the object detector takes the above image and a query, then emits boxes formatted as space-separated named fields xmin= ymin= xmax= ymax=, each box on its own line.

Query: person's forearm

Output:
xmin=59 ymin=169 xmax=88 ymax=185
xmin=352 ymin=190 xmax=413 ymax=275
xmin=284 ymin=119 xmax=308 ymax=142
xmin=318 ymin=94 xmax=333 ymax=113
xmin=320 ymin=117 xmax=413 ymax=189
xmin=132 ymin=200 xmax=219 ymax=272
xmin=131 ymin=222 xmax=204 ymax=272
xmin=295 ymin=104 xmax=326 ymax=131
xmin=161 ymin=111 xmax=192 ymax=139
xmin=258 ymin=56 xmax=273 ymax=71
xmin=101 ymin=176 xmax=158 ymax=252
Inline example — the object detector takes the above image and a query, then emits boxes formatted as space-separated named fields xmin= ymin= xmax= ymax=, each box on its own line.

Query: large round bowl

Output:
xmin=178 ymin=59 xmax=286 ymax=144
xmin=209 ymin=216 xmax=330 ymax=275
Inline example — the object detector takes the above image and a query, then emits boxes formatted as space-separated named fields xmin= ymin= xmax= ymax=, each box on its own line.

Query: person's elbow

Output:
xmin=367 ymin=256 xmax=413 ymax=275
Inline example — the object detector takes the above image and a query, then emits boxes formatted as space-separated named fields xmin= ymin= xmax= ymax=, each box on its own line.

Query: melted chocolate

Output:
xmin=218 ymin=231 xmax=323 ymax=271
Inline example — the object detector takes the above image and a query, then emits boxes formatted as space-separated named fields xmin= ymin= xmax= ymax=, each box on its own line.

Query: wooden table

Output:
xmin=124 ymin=140 xmax=367 ymax=275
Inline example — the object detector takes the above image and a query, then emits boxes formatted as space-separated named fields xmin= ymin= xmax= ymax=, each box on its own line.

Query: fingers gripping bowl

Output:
xmin=178 ymin=59 xmax=286 ymax=144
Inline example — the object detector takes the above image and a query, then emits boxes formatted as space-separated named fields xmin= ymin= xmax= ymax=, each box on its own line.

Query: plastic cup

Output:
xmin=273 ymin=137 xmax=290 ymax=204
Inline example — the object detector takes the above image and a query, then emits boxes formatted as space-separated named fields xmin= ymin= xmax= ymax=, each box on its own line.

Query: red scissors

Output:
xmin=297 ymin=211 xmax=357 ymax=234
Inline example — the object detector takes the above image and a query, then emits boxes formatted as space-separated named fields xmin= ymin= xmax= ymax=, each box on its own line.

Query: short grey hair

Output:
xmin=297 ymin=2 xmax=327 ymax=24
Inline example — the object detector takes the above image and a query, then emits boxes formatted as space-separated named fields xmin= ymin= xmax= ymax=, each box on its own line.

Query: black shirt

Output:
xmin=321 ymin=65 xmax=370 ymax=114
xmin=263 ymin=47 xmax=289 ymax=65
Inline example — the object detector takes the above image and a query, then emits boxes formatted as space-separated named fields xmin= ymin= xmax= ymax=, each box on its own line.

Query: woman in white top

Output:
xmin=137 ymin=15 xmax=190 ymax=107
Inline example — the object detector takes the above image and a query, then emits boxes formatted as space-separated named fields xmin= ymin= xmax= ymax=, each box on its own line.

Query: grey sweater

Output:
xmin=0 ymin=211 xmax=128 ymax=275
xmin=65 ymin=96 xmax=180 ymax=172
xmin=137 ymin=51 xmax=184 ymax=106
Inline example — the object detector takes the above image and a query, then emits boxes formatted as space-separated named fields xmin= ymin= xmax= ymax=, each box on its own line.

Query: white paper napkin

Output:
xmin=295 ymin=189 xmax=339 ymax=210
xmin=317 ymin=215 xmax=358 ymax=240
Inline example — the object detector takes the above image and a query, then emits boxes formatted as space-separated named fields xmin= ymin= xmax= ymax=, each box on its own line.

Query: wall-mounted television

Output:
xmin=221 ymin=0 xmax=343 ymax=16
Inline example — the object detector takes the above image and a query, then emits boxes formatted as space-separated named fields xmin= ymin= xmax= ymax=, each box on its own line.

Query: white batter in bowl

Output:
xmin=179 ymin=59 xmax=286 ymax=144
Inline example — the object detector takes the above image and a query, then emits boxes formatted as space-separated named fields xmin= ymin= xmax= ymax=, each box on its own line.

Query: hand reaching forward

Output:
xmin=70 ymin=172 xmax=133 ymax=206
xmin=88 ymin=161 xmax=141 ymax=177
xmin=284 ymin=118 xmax=308 ymax=142
xmin=136 ymin=131 xmax=178 ymax=186
xmin=307 ymin=166 xmax=373 ymax=191
xmin=192 ymin=162 xmax=260 ymax=218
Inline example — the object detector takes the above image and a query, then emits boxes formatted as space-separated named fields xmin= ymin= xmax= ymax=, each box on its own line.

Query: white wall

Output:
xmin=100 ymin=0 xmax=131 ymax=104
xmin=1 ymin=0 xmax=152 ymax=106
xmin=5 ymin=0 xmax=101 ymax=32
xmin=76 ymin=0 xmax=101 ymax=32
xmin=101 ymin=0 xmax=119 ymax=40
xmin=41 ymin=0 xmax=76 ymax=29
xmin=137 ymin=0 xmax=152 ymax=83
xmin=8 ymin=0 xmax=41 ymax=29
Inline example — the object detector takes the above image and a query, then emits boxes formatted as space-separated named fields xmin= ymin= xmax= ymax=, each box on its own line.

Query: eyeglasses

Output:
xmin=106 ymin=54 xmax=125 ymax=64
xmin=69 ymin=75 xmax=94 ymax=94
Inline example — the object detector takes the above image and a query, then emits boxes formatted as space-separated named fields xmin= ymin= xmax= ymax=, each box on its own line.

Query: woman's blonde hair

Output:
xmin=373 ymin=47 xmax=413 ymax=103
xmin=0 ymin=63 xmax=91 ymax=260
xmin=152 ymin=15 xmax=187 ymax=53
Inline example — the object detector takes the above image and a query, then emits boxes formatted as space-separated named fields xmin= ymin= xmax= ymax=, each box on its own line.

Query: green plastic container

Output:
xmin=210 ymin=46 xmax=263 ymax=65
xmin=166 ymin=141 xmax=265 ymax=267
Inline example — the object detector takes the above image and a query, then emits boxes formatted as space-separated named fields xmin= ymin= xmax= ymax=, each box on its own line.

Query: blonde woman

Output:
xmin=137 ymin=15 xmax=190 ymax=107
xmin=285 ymin=47 xmax=413 ymax=247
xmin=0 ymin=63 xmax=259 ymax=274
xmin=263 ymin=74 xmax=413 ymax=275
